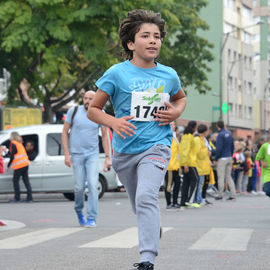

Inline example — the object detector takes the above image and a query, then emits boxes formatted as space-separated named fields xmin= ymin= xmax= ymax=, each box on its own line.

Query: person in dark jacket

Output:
xmin=214 ymin=120 xmax=236 ymax=200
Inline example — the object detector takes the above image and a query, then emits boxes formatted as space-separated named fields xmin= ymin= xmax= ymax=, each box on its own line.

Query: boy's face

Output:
xmin=127 ymin=23 xmax=161 ymax=64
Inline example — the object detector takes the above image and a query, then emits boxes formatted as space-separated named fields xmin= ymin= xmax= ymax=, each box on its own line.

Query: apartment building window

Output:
xmin=253 ymin=34 xmax=260 ymax=43
xmin=248 ymin=82 xmax=252 ymax=94
xmin=238 ymin=53 xmax=242 ymax=61
xmin=228 ymin=49 xmax=231 ymax=61
xmin=229 ymin=103 xmax=233 ymax=115
xmin=242 ymin=5 xmax=252 ymax=19
xmin=248 ymin=107 xmax=252 ymax=119
xmin=235 ymin=78 xmax=238 ymax=90
xmin=228 ymin=76 xmax=233 ymax=89
xmin=224 ymin=22 xmax=234 ymax=34
xmin=239 ymin=85 xmax=242 ymax=92
xmin=249 ymin=57 xmax=252 ymax=69
xmin=253 ymin=0 xmax=257 ymax=7
xmin=242 ymin=31 xmax=252 ymax=44
xmin=253 ymin=87 xmax=257 ymax=95
xmin=244 ymin=56 xmax=247 ymax=68
xmin=243 ymin=80 xmax=246 ymax=92
xmin=239 ymin=105 xmax=242 ymax=118
xmin=244 ymin=106 xmax=247 ymax=119
xmin=224 ymin=0 xmax=235 ymax=9
xmin=233 ymin=51 xmax=237 ymax=61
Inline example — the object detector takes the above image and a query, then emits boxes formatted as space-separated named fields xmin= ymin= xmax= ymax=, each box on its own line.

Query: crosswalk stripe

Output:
xmin=80 ymin=227 xmax=172 ymax=248
xmin=189 ymin=228 xmax=253 ymax=251
xmin=0 ymin=228 xmax=84 ymax=249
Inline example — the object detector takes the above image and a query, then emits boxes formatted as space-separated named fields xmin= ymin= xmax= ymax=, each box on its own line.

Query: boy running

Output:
xmin=88 ymin=9 xmax=186 ymax=270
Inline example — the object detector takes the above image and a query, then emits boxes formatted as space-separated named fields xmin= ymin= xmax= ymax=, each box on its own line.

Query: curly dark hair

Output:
xmin=119 ymin=9 xmax=166 ymax=59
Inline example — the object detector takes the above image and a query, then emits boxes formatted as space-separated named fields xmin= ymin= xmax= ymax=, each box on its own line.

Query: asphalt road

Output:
xmin=0 ymin=192 xmax=270 ymax=270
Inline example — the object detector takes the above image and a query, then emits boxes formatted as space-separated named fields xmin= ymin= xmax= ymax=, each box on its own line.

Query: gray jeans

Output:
xmin=217 ymin=157 xmax=236 ymax=197
xmin=112 ymin=144 xmax=171 ymax=264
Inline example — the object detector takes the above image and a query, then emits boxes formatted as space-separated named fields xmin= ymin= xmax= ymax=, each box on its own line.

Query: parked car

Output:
xmin=0 ymin=124 xmax=118 ymax=199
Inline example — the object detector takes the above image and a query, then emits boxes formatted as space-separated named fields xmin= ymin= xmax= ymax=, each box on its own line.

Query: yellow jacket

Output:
xmin=167 ymin=137 xmax=180 ymax=171
xmin=179 ymin=134 xmax=198 ymax=167
xmin=194 ymin=136 xmax=215 ymax=185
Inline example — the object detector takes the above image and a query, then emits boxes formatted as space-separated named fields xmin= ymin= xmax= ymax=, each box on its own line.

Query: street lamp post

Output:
xmin=219 ymin=21 xmax=263 ymax=122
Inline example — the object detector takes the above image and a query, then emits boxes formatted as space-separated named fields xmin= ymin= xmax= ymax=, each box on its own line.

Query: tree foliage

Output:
xmin=0 ymin=0 xmax=213 ymax=122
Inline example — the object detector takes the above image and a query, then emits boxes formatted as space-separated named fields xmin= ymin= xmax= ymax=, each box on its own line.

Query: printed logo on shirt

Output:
xmin=128 ymin=78 xmax=166 ymax=93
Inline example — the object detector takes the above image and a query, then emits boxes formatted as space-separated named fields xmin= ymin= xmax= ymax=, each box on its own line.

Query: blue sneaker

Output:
xmin=77 ymin=213 xmax=86 ymax=226
xmin=85 ymin=219 xmax=96 ymax=228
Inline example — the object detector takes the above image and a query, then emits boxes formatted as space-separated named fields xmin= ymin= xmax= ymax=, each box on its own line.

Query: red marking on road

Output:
xmin=0 ymin=220 xmax=7 ymax=226
xmin=32 ymin=219 xmax=57 ymax=223
xmin=217 ymin=254 xmax=231 ymax=259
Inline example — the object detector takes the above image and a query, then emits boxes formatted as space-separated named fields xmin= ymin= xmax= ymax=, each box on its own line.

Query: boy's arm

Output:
xmin=88 ymin=89 xmax=137 ymax=139
xmin=100 ymin=126 xmax=112 ymax=172
xmin=155 ymin=88 xmax=186 ymax=126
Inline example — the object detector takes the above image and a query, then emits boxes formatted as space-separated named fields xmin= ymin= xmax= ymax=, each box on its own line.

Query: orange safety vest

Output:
xmin=10 ymin=140 xmax=29 ymax=170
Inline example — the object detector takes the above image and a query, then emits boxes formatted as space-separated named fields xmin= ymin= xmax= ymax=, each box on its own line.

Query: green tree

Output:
xmin=0 ymin=0 xmax=213 ymax=122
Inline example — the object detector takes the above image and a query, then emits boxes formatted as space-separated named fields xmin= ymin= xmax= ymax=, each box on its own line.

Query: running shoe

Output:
xmin=132 ymin=262 xmax=154 ymax=270
xmin=77 ymin=213 xmax=86 ymax=226
xmin=85 ymin=219 xmax=96 ymax=228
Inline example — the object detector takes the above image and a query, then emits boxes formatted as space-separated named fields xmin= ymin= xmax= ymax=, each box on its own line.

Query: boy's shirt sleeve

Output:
xmin=169 ymin=69 xmax=181 ymax=97
xmin=96 ymin=66 xmax=116 ymax=97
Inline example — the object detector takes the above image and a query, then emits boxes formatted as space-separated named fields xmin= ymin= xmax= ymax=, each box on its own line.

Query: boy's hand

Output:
xmin=154 ymin=102 xmax=181 ymax=126
xmin=111 ymin=116 xmax=137 ymax=139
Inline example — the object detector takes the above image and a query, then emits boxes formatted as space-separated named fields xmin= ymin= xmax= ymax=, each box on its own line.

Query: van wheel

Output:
xmin=98 ymin=175 xmax=106 ymax=199
xmin=63 ymin=192 xmax=74 ymax=201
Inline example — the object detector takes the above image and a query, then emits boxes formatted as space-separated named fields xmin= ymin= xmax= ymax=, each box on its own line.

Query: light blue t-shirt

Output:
xmin=96 ymin=60 xmax=181 ymax=154
xmin=65 ymin=105 xmax=100 ymax=155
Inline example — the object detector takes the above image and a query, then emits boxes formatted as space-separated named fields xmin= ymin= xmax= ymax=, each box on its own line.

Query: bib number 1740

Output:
xmin=133 ymin=105 xmax=166 ymax=119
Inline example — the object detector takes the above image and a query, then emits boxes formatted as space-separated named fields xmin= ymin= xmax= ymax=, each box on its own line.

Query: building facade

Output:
xmin=178 ymin=0 xmax=270 ymax=138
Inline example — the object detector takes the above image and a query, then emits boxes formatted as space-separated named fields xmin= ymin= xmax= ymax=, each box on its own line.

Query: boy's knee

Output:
xmin=136 ymin=192 xmax=156 ymax=209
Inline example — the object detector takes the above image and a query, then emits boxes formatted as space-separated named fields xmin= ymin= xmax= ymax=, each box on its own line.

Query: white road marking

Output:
xmin=0 ymin=220 xmax=25 ymax=231
xmin=80 ymin=227 xmax=172 ymax=248
xmin=189 ymin=228 xmax=253 ymax=251
xmin=0 ymin=228 xmax=84 ymax=249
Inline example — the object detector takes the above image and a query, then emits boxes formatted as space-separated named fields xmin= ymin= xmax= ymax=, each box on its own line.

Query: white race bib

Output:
xmin=268 ymin=143 xmax=270 ymax=155
xmin=130 ymin=92 xmax=170 ymax=121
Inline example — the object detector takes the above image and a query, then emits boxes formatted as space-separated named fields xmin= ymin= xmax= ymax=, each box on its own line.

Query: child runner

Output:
xmin=87 ymin=9 xmax=186 ymax=270
xmin=256 ymin=139 xmax=270 ymax=198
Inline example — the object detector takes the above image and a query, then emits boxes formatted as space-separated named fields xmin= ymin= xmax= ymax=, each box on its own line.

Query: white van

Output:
xmin=0 ymin=124 xmax=118 ymax=199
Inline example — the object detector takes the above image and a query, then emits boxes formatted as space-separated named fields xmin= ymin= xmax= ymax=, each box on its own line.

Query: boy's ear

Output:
xmin=127 ymin=40 xmax=134 ymax=51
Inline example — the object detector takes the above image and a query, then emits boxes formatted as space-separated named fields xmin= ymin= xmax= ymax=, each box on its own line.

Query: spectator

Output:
xmin=7 ymin=132 xmax=32 ymax=202
xmin=194 ymin=124 xmax=214 ymax=206
xmin=255 ymin=139 xmax=270 ymax=198
xmin=25 ymin=140 xmax=38 ymax=161
xmin=179 ymin=121 xmax=200 ymax=208
xmin=164 ymin=122 xmax=181 ymax=210
xmin=214 ymin=120 xmax=236 ymax=200
xmin=62 ymin=91 xmax=112 ymax=227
